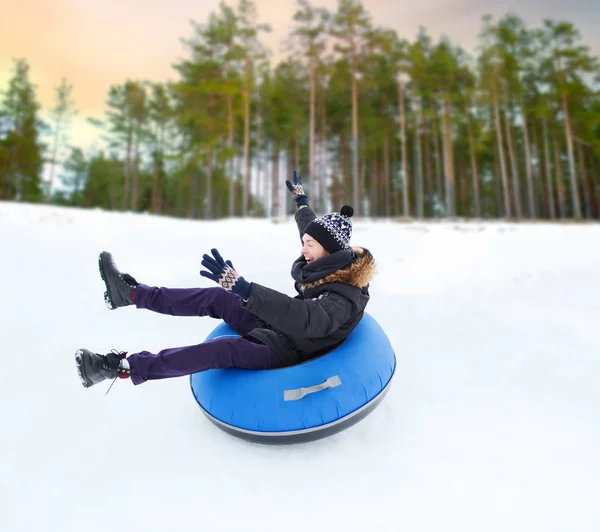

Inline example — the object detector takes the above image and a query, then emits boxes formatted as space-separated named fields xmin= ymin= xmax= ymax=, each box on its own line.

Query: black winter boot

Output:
xmin=99 ymin=251 xmax=138 ymax=310
xmin=75 ymin=349 xmax=131 ymax=388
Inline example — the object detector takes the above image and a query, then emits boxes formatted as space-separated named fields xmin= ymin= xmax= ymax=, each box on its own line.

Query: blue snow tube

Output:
xmin=189 ymin=312 xmax=396 ymax=444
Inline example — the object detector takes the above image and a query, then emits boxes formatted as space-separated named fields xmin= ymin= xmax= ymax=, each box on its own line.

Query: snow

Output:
xmin=1 ymin=201 xmax=599 ymax=532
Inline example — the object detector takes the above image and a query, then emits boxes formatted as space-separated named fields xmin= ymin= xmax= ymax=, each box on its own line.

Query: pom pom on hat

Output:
xmin=340 ymin=205 xmax=354 ymax=218
xmin=303 ymin=205 xmax=354 ymax=254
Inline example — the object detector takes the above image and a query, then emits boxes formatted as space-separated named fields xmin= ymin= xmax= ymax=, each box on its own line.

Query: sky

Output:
xmin=1 ymin=200 xmax=599 ymax=531
xmin=1 ymin=0 xmax=599 ymax=151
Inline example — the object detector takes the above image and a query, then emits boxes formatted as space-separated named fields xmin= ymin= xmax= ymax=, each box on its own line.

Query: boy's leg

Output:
xmin=134 ymin=284 xmax=259 ymax=336
xmin=127 ymin=336 xmax=281 ymax=385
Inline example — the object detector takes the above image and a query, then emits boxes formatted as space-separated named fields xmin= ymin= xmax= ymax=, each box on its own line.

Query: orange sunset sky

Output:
xmin=1 ymin=0 xmax=599 ymax=151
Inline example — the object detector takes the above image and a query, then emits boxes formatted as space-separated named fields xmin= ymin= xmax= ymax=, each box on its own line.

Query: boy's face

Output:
xmin=301 ymin=234 xmax=329 ymax=264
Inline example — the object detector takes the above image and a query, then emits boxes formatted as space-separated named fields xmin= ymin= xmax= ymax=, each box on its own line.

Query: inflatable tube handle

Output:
xmin=283 ymin=375 xmax=342 ymax=401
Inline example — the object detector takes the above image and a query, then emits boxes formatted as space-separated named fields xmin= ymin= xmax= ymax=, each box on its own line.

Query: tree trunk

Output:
xmin=492 ymin=143 xmax=502 ymax=219
xmin=590 ymin=156 xmax=600 ymax=218
xmin=288 ymin=140 xmax=295 ymax=214
xmin=190 ymin=166 xmax=199 ymax=219
xmin=529 ymin=121 xmax=541 ymax=219
xmin=235 ymin=153 xmax=242 ymax=214
xmin=109 ymin=158 xmax=117 ymax=211
xmin=370 ymin=158 xmax=378 ymax=216
xmin=271 ymin=144 xmax=279 ymax=219
xmin=432 ymin=105 xmax=443 ymax=208
xmin=397 ymin=76 xmax=409 ymax=217
xmin=553 ymin=130 xmax=566 ymax=219
xmin=466 ymin=110 xmax=481 ymax=218
xmin=224 ymin=51 xmax=235 ymax=218
xmin=422 ymin=107 xmax=434 ymax=217
xmin=309 ymin=55 xmax=315 ymax=182
xmin=151 ymin=154 xmax=160 ymax=214
xmin=255 ymin=98 xmax=263 ymax=214
xmin=206 ymin=144 xmax=214 ymax=219
xmin=503 ymin=93 xmax=521 ymax=219
xmin=360 ymin=149 xmax=367 ymax=213
xmin=519 ymin=95 xmax=535 ymax=218
xmin=263 ymin=148 xmax=270 ymax=217
xmin=341 ymin=134 xmax=351 ymax=206
xmin=492 ymin=86 xmax=511 ymax=217
xmin=131 ymin=133 xmax=141 ymax=212
xmin=12 ymin=138 xmax=21 ymax=201
xmin=414 ymin=109 xmax=423 ymax=219
xmin=459 ymin=158 xmax=468 ymax=215
xmin=314 ymin=122 xmax=321 ymax=210
xmin=319 ymin=87 xmax=327 ymax=213
xmin=441 ymin=99 xmax=455 ymax=217
xmin=227 ymin=93 xmax=234 ymax=217
xmin=151 ymin=121 xmax=164 ymax=214
xmin=263 ymin=149 xmax=273 ymax=218
xmin=332 ymin=139 xmax=342 ymax=208
xmin=0 ymin=155 xmax=7 ymax=199
xmin=542 ymin=118 xmax=556 ymax=220
xmin=243 ymin=57 xmax=251 ymax=217
xmin=576 ymin=140 xmax=591 ymax=219
xmin=175 ymin=156 xmax=184 ymax=217
xmin=351 ymin=38 xmax=360 ymax=214
xmin=383 ymin=131 xmax=390 ymax=217
xmin=391 ymin=129 xmax=399 ymax=216
xmin=560 ymin=92 xmax=582 ymax=218
xmin=123 ymin=130 xmax=133 ymax=211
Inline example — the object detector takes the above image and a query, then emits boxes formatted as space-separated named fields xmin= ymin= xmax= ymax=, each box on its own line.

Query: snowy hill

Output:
xmin=1 ymin=201 xmax=599 ymax=532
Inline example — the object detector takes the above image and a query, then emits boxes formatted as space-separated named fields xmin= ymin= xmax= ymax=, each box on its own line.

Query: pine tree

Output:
xmin=237 ymin=0 xmax=271 ymax=216
xmin=331 ymin=0 xmax=372 ymax=215
xmin=478 ymin=21 xmax=512 ymax=217
xmin=430 ymin=38 xmax=463 ymax=216
xmin=0 ymin=58 xmax=44 ymax=202
xmin=147 ymin=83 xmax=172 ymax=214
xmin=290 ymin=0 xmax=329 ymax=209
xmin=539 ymin=20 xmax=600 ymax=218
xmin=105 ymin=81 xmax=147 ymax=211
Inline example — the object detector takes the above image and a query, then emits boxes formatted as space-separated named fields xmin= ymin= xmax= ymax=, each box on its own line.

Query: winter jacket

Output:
xmin=242 ymin=206 xmax=375 ymax=366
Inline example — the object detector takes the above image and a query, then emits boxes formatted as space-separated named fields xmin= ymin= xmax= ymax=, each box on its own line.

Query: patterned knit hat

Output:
xmin=304 ymin=205 xmax=354 ymax=254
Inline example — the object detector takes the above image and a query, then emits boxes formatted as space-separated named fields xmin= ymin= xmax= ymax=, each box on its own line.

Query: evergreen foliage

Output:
xmin=2 ymin=2 xmax=599 ymax=220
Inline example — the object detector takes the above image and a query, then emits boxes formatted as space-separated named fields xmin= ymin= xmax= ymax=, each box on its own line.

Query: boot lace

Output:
xmin=105 ymin=350 xmax=129 ymax=396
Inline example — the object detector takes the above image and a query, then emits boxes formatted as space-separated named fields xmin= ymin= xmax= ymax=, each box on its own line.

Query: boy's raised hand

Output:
xmin=285 ymin=170 xmax=309 ymax=208
xmin=200 ymin=248 xmax=252 ymax=300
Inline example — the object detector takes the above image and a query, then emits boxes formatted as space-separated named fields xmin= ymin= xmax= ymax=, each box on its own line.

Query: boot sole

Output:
xmin=98 ymin=252 xmax=117 ymax=310
xmin=75 ymin=349 xmax=93 ymax=388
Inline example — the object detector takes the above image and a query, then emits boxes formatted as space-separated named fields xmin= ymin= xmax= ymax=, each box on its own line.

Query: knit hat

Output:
xmin=303 ymin=205 xmax=354 ymax=254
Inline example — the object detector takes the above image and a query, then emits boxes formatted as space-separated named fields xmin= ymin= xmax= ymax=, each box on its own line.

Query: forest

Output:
xmin=1 ymin=0 xmax=599 ymax=220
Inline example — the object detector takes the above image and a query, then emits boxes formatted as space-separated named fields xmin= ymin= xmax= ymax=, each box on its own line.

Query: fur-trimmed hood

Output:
xmin=292 ymin=246 xmax=376 ymax=293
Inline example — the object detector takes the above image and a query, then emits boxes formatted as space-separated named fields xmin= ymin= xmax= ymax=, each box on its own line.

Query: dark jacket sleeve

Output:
xmin=295 ymin=206 xmax=317 ymax=241
xmin=242 ymin=282 xmax=353 ymax=338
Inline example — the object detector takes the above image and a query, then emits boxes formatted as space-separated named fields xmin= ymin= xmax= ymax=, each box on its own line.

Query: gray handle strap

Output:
xmin=284 ymin=375 xmax=342 ymax=401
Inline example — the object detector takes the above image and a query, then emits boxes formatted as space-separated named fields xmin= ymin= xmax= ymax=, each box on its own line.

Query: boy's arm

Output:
xmin=286 ymin=170 xmax=317 ymax=240
xmin=243 ymin=282 xmax=352 ymax=338
xmin=295 ymin=205 xmax=317 ymax=240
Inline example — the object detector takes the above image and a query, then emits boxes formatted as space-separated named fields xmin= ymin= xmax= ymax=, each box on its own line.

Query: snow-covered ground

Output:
xmin=1 ymin=201 xmax=599 ymax=532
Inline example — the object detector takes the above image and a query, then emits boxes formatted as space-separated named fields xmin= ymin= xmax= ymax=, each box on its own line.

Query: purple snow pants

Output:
xmin=126 ymin=284 xmax=282 ymax=385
